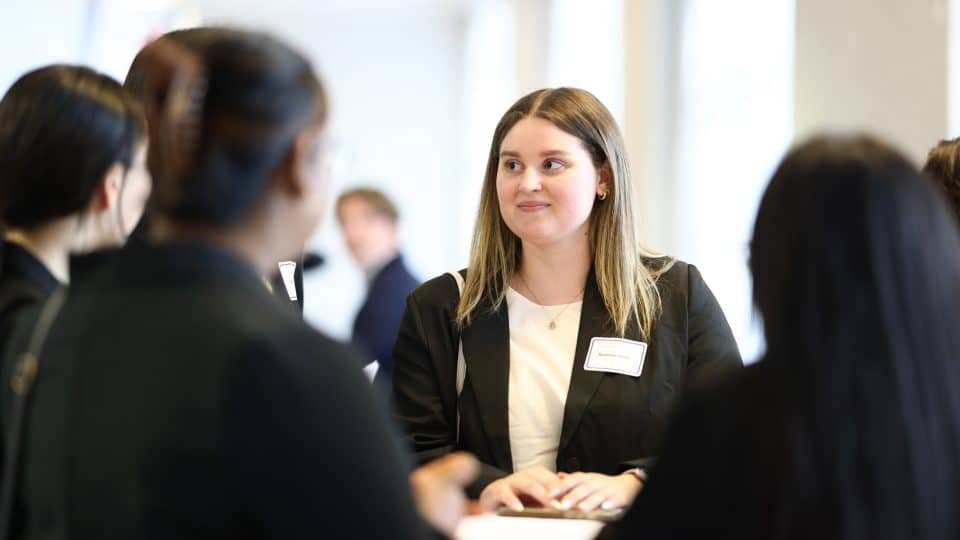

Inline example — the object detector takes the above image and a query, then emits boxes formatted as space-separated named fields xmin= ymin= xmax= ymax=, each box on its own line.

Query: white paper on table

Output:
xmin=454 ymin=515 xmax=604 ymax=540
xmin=362 ymin=360 xmax=380 ymax=382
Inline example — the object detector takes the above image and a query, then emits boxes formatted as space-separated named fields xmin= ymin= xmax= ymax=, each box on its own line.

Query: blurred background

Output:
xmin=1 ymin=0 xmax=954 ymax=363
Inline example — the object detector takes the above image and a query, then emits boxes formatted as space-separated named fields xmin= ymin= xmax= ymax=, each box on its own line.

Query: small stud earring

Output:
xmin=598 ymin=191 xmax=608 ymax=201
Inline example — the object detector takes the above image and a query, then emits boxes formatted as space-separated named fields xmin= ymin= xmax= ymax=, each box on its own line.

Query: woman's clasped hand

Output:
xmin=479 ymin=467 xmax=645 ymax=512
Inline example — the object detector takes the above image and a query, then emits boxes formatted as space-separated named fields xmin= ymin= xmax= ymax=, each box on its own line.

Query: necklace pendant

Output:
xmin=548 ymin=321 xmax=557 ymax=330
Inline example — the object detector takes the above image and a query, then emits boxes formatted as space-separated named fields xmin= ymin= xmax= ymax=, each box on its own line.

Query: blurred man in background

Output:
xmin=337 ymin=187 xmax=419 ymax=393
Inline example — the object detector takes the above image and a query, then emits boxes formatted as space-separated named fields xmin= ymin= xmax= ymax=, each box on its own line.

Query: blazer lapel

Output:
xmin=558 ymin=270 xmax=616 ymax=455
xmin=460 ymin=297 xmax=513 ymax=471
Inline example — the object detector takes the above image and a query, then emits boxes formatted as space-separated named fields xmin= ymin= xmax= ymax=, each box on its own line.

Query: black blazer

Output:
xmin=393 ymin=259 xmax=742 ymax=496
xmin=131 ymin=218 xmax=305 ymax=314
xmin=0 ymin=240 xmax=59 ymax=349
xmin=352 ymin=254 xmax=419 ymax=390
xmin=1 ymin=243 xmax=427 ymax=539
xmin=596 ymin=361 xmax=785 ymax=540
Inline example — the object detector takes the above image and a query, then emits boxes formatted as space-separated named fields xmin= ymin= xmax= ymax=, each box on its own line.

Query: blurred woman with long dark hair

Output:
xmin=0 ymin=65 xmax=150 ymax=337
xmin=600 ymin=135 xmax=960 ymax=539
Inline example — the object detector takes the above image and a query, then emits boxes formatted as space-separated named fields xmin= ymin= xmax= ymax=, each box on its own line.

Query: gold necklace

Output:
xmin=516 ymin=273 xmax=583 ymax=330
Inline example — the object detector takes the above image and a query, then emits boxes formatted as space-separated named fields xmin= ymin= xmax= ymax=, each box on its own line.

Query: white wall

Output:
xmin=0 ymin=0 xmax=198 ymax=93
xmin=546 ymin=0 xmax=625 ymax=123
xmin=672 ymin=0 xmax=795 ymax=363
xmin=0 ymin=0 xmax=88 ymax=93
xmin=623 ymin=0 xmax=679 ymax=253
xmin=795 ymin=0 xmax=948 ymax=163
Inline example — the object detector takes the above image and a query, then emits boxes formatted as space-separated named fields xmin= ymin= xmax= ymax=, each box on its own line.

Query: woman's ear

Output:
xmin=72 ymin=163 xmax=126 ymax=253
xmin=277 ymin=128 xmax=321 ymax=198
xmin=597 ymin=162 xmax=613 ymax=197
xmin=91 ymin=162 xmax=124 ymax=214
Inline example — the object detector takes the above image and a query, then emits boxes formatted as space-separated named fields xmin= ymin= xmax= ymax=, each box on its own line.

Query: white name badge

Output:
xmin=584 ymin=337 xmax=648 ymax=377
xmin=277 ymin=261 xmax=298 ymax=301
xmin=363 ymin=360 xmax=380 ymax=383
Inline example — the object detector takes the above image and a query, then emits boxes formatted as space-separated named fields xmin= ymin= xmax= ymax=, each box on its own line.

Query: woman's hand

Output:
xmin=552 ymin=471 xmax=645 ymax=511
xmin=478 ymin=466 xmax=563 ymax=511
xmin=410 ymin=452 xmax=479 ymax=536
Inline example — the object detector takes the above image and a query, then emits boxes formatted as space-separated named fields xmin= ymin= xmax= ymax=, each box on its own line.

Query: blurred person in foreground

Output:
xmin=599 ymin=135 xmax=960 ymax=539
xmin=124 ymin=27 xmax=305 ymax=314
xmin=0 ymin=65 xmax=150 ymax=345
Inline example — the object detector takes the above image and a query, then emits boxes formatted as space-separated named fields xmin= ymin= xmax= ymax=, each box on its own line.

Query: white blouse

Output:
xmin=506 ymin=286 xmax=582 ymax=472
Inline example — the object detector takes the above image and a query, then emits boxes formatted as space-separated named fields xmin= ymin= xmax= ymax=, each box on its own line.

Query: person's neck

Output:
xmin=152 ymin=218 xmax=290 ymax=277
xmin=5 ymin=221 xmax=75 ymax=284
xmin=362 ymin=247 xmax=399 ymax=277
xmin=515 ymin=235 xmax=591 ymax=305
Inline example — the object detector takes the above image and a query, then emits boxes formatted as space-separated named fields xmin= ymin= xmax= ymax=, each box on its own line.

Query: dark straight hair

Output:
xmin=0 ymin=65 xmax=145 ymax=229
xmin=750 ymin=135 xmax=960 ymax=539
xmin=127 ymin=27 xmax=326 ymax=227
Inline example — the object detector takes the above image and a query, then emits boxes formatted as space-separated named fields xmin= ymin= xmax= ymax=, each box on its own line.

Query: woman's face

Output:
xmin=300 ymin=124 xmax=333 ymax=237
xmin=119 ymin=140 xmax=152 ymax=236
xmin=71 ymin=140 xmax=152 ymax=254
xmin=496 ymin=117 xmax=605 ymax=248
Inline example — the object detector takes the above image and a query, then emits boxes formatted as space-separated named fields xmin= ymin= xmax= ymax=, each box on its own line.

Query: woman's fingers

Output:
xmin=479 ymin=480 xmax=525 ymax=512
xmin=551 ymin=472 xmax=589 ymax=499
xmin=498 ymin=485 xmax=525 ymax=512
xmin=576 ymin=490 xmax=610 ymax=511
xmin=559 ymin=478 xmax=602 ymax=510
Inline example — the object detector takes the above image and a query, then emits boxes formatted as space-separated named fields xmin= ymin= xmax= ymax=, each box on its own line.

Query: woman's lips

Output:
xmin=517 ymin=202 xmax=549 ymax=212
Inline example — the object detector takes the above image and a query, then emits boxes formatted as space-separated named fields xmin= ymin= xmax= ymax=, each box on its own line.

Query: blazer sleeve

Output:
xmin=393 ymin=282 xmax=511 ymax=497
xmin=617 ymin=263 xmax=741 ymax=472
xmin=598 ymin=370 xmax=752 ymax=539
xmin=597 ymin=392 xmax=716 ymax=539
xmin=686 ymin=264 xmax=742 ymax=378
xmin=392 ymin=291 xmax=457 ymax=464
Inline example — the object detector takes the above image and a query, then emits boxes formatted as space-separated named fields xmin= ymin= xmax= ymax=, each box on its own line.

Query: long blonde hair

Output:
xmin=456 ymin=87 xmax=672 ymax=338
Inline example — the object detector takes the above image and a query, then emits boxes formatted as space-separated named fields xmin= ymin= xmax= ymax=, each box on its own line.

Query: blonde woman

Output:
xmin=393 ymin=88 xmax=741 ymax=513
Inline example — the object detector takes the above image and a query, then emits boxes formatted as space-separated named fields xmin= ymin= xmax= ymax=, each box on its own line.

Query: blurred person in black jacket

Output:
xmin=0 ymin=65 xmax=150 ymax=346
xmin=124 ymin=27 xmax=304 ymax=314
xmin=599 ymin=135 xmax=960 ymax=540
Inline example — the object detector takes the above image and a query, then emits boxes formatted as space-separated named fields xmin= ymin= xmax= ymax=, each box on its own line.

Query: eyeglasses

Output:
xmin=318 ymin=135 xmax=354 ymax=184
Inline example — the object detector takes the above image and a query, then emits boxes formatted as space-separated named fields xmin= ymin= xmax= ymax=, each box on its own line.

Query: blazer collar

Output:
xmin=2 ymin=240 xmax=61 ymax=294
xmin=69 ymin=242 xmax=265 ymax=294
xmin=460 ymin=285 xmax=513 ymax=471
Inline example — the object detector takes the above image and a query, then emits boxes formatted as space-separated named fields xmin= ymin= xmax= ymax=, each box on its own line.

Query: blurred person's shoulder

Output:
xmin=215 ymin=283 xmax=375 ymax=398
xmin=66 ymin=243 xmax=367 ymax=374
xmin=236 ymin=320 xmax=370 ymax=379
xmin=676 ymin=360 xmax=777 ymax=433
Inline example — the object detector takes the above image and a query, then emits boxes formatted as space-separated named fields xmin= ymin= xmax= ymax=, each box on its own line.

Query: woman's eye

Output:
xmin=544 ymin=159 xmax=565 ymax=171
xmin=503 ymin=160 xmax=521 ymax=172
